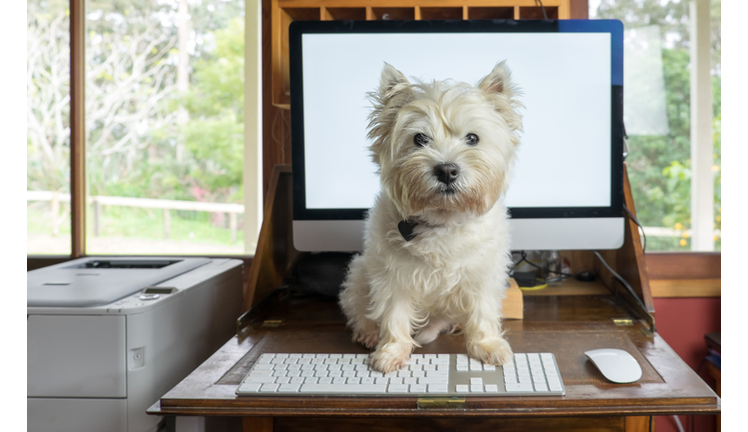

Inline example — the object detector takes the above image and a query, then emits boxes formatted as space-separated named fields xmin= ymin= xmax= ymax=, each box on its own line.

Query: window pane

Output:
xmin=85 ymin=0 xmax=247 ymax=255
xmin=27 ymin=0 xmax=72 ymax=255
xmin=711 ymin=0 xmax=721 ymax=250
xmin=592 ymin=0 xmax=702 ymax=251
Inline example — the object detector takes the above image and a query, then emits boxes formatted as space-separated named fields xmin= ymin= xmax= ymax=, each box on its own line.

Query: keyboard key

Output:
xmin=506 ymin=383 xmax=534 ymax=392
xmin=418 ymin=377 xmax=449 ymax=385
xmin=534 ymin=383 xmax=549 ymax=392
xmin=456 ymin=364 xmax=468 ymax=372
xmin=470 ymin=377 xmax=483 ymax=385
xmin=427 ymin=384 xmax=448 ymax=393
xmin=260 ymin=383 xmax=279 ymax=392
xmin=246 ymin=375 xmax=275 ymax=384
xmin=547 ymin=377 xmax=563 ymax=391
xmin=299 ymin=384 xmax=387 ymax=394
xmin=279 ymin=384 xmax=300 ymax=392
xmin=483 ymin=364 xmax=496 ymax=371
xmin=410 ymin=384 xmax=427 ymax=393
xmin=238 ymin=382 xmax=261 ymax=393
xmin=470 ymin=385 xmax=484 ymax=393
xmin=485 ymin=384 xmax=499 ymax=393
xmin=456 ymin=384 xmax=469 ymax=393
xmin=388 ymin=384 xmax=408 ymax=393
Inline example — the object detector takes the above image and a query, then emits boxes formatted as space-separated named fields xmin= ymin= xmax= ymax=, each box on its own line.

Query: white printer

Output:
xmin=27 ymin=257 xmax=243 ymax=432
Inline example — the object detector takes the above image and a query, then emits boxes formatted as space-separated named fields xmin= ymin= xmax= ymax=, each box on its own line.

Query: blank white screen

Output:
xmin=302 ymin=32 xmax=611 ymax=210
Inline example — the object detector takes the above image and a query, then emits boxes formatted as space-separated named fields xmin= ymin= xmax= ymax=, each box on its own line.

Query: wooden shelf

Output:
xmin=271 ymin=0 xmax=571 ymax=108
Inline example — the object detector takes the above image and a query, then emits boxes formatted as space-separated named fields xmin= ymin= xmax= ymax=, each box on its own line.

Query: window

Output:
xmin=590 ymin=0 xmax=721 ymax=251
xmin=27 ymin=0 xmax=71 ymax=255
xmin=26 ymin=0 xmax=262 ymax=257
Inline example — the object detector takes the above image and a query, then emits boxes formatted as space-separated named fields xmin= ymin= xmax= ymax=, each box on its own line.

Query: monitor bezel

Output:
xmin=290 ymin=19 xmax=624 ymax=222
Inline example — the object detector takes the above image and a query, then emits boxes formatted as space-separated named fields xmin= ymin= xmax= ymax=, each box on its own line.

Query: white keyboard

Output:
xmin=236 ymin=352 xmax=565 ymax=397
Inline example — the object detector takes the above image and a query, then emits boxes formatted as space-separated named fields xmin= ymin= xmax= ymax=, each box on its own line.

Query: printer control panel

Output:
xmin=105 ymin=287 xmax=179 ymax=313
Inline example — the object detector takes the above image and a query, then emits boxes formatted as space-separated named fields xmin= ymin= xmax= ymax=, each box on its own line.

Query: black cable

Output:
xmin=594 ymin=251 xmax=649 ymax=314
xmin=536 ymin=0 xmax=549 ymax=20
xmin=516 ymin=251 xmax=576 ymax=279
xmin=623 ymin=203 xmax=647 ymax=253
xmin=649 ymin=415 xmax=653 ymax=432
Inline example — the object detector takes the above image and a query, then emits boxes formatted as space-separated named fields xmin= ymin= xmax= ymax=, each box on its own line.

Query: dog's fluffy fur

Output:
xmin=339 ymin=62 xmax=523 ymax=373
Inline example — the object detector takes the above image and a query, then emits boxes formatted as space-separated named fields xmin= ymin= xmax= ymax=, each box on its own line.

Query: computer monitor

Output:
xmin=290 ymin=19 xmax=624 ymax=252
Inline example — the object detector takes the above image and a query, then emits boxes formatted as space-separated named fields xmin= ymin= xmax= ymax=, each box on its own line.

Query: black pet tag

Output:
xmin=398 ymin=220 xmax=418 ymax=242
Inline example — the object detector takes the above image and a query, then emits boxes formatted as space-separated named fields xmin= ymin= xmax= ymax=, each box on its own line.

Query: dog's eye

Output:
xmin=414 ymin=133 xmax=430 ymax=147
xmin=466 ymin=133 xmax=479 ymax=146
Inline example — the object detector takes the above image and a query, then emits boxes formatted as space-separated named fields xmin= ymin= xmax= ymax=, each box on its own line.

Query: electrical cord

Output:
xmin=623 ymin=203 xmax=647 ymax=253
xmin=536 ymin=0 xmax=549 ymax=20
xmin=514 ymin=251 xmax=576 ymax=279
xmin=593 ymin=251 xmax=649 ymax=313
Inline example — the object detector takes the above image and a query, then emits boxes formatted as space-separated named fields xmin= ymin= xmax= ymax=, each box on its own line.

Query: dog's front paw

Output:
xmin=353 ymin=331 xmax=380 ymax=350
xmin=467 ymin=337 xmax=513 ymax=365
xmin=370 ymin=341 xmax=412 ymax=373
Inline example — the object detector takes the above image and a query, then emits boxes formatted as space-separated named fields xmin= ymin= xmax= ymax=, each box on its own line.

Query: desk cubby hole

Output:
xmin=419 ymin=7 xmax=464 ymax=20
xmin=322 ymin=7 xmax=367 ymax=21
xmin=371 ymin=7 xmax=416 ymax=21
xmin=519 ymin=6 xmax=559 ymax=19
xmin=468 ymin=7 xmax=514 ymax=20
xmin=276 ymin=7 xmax=320 ymax=107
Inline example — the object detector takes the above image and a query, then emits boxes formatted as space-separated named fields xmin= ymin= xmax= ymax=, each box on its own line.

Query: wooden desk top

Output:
xmin=149 ymin=286 xmax=719 ymax=418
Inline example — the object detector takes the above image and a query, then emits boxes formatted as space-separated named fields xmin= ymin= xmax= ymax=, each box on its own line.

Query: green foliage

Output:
xmin=178 ymin=17 xmax=245 ymax=203
xmin=596 ymin=0 xmax=721 ymax=251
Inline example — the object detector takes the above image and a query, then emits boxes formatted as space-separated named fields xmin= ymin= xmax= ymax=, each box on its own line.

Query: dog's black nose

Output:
xmin=434 ymin=163 xmax=460 ymax=185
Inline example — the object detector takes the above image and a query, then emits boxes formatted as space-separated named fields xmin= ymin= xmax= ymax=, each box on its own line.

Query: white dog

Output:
xmin=339 ymin=62 xmax=523 ymax=373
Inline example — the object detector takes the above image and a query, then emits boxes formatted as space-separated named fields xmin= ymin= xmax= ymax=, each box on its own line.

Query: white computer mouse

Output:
xmin=584 ymin=348 xmax=643 ymax=384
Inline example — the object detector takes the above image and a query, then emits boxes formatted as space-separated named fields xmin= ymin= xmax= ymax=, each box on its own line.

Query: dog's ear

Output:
xmin=478 ymin=61 xmax=515 ymax=96
xmin=377 ymin=63 xmax=410 ymax=100
xmin=367 ymin=63 xmax=414 ymax=166
xmin=478 ymin=61 xmax=523 ymax=135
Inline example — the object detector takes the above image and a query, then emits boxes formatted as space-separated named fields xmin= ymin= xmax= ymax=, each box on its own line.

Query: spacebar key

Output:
xmin=299 ymin=384 xmax=387 ymax=394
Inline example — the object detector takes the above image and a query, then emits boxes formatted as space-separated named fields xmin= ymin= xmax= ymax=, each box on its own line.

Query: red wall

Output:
xmin=652 ymin=297 xmax=721 ymax=432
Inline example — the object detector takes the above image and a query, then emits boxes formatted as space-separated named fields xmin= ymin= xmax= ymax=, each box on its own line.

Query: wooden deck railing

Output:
xmin=27 ymin=191 xmax=245 ymax=243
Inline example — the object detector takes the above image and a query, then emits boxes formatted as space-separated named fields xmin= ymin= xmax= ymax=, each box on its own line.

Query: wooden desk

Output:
xmin=148 ymin=284 xmax=720 ymax=432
